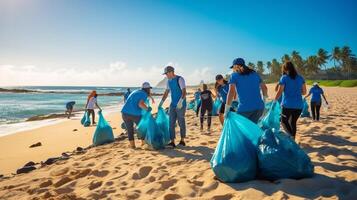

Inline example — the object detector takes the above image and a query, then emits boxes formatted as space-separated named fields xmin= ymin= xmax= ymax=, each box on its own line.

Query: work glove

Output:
xmin=224 ymin=104 xmax=231 ymax=118
xmin=176 ymin=98 xmax=183 ymax=109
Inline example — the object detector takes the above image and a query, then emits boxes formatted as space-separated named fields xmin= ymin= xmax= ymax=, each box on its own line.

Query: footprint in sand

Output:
xmin=74 ymin=169 xmax=92 ymax=179
xmin=91 ymin=170 xmax=109 ymax=177
xmin=163 ymin=193 xmax=182 ymax=200
xmin=132 ymin=166 xmax=153 ymax=180
xmin=212 ymin=194 xmax=234 ymax=200
xmin=54 ymin=176 xmax=72 ymax=188
xmin=50 ymin=167 xmax=69 ymax=176
xmin=39 ymin=180 xmax=53 ymax=188
xmin=159 ymin=179 xmax=177 ymax=190
xmin=89 ymin=180 xmax=103 ymax=190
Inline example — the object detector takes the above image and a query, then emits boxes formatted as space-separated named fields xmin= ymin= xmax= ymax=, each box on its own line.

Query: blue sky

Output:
xmin=0 ymin=0 xmax=356 ymax=86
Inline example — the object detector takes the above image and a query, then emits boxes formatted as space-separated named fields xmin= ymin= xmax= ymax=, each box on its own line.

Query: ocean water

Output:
xmin=0 ymin=86 xmax=164 ymax=125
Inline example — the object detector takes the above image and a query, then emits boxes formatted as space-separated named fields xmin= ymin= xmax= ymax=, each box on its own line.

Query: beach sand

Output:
xmin=0 ymin=84 xmax=356 ymax=199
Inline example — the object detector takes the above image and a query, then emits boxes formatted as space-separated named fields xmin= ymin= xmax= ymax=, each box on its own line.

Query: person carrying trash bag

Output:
xmin=259 ymin=101 xmax=281 ymax=132
xmin=304 ymin=82 xmax=328 ymax=121
xmin=214 ymin=74 xmax=229 ymax=125
xmin=121 ymin=82 xmax=152 ymax=149
xmin=159 ymin=66 xmax=187 ymax=148
xmin=224 ymin=58 xmax=268 ymax=124
xmin=300 ymin=98 xmax=311 ymax=118
xmin=274 ymin=61 xmax=307 ymax=140
xmin=210 ymin=111 xmax=263 ymax=183
xmin=81 ymin=111 xmax=91 ymax=127
xmin=257 ymin=128 xmax=314 ymax=181
xmin=138 ymin=109 xmax=165 ymax=150
xmin=93 ymin=110 xmax=115 ymax=146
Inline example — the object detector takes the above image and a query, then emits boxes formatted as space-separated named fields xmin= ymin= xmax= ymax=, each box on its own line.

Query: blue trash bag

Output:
xmin=137 ymin=110 xmax=165 ymax=150
xmin=82 ymin=112 xmax=91 ymax=127
xmin=260 ymin=101 xmax=281 ymax=132
xmin=187 ymin=100 xmax=195 ymax=110
xmin=210 ymin=112 xmax=263 ymax=183
xmin=301 ymin=99 xmax=310 ymax=117
xmin=92 ymin=111 xmax=115 ymax=146
xmin=137 ymin=111 xmax=150 ymax=140
xmin=212 ymin=98 xmax=222 ymax=116
xmin=194 ymin=99 xmax=201 ymax=111
xmin=156 ymin=107 xmax=171 ymax=145
xmin=230 ymin=100 xmax=239 ymax=112
xmin=257 ymin=129 xmax=314 ymax=181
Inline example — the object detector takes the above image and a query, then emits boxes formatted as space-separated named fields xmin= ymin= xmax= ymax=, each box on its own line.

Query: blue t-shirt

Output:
xmin=309 ymin=86 xmax=324 ymax=103
xmin=229 ymin=72 xmax=264 ymax=112
xmin=121 ymin=89 xmax=148 ymax=116
xmin=279 ymin=74 xmax=305 ymax=109
xmin=66 ymin=101 xmax=75 ymax=108
xmin=217 ymin=84 xmax=229 ymax=104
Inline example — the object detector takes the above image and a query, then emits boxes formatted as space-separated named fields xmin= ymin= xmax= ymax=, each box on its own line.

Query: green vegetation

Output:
xmin=305 ymin=80 xmax=357 ymax=87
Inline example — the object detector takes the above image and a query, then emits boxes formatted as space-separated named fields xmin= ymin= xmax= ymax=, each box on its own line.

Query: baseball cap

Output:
xmin=142 ymin=82 xmax=152 ymax=89
xmin=163 ymin=66 xmax=175 ymax=75
xmin=313 ymin=82 xmax=319 ymax=86
xmin=230 ymin=58 xmax=246 ymax=68
xmin=215 ymin=74 xmax=224 ymax=81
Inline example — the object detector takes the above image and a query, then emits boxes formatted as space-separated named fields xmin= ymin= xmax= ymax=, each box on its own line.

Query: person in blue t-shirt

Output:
xmin=275 ymin=61 xmax=307 ymax=139
xmin=65 ymin=101 xmax=76 ymax=119
xmin=215 ymin=74 xmax=229 ymax=125
xmin=159 ymin=66 xmax=187 ymax=148
xmin=124 ymin=88 xmax=131 ymax=103
xmin=121 ymin=82 xmax=152 ymax=149
xmin=225 ymin=58 xmax=268 ymax=123
xmin=194 ymin=88 xmax=201 ymax=117
xmin=304 ymin=82 xmax=328 ymax=121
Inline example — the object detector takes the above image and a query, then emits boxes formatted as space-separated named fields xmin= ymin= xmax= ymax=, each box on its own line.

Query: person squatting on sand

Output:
xmin=65 ymin=101 xmax=75 ymax=119
xmin=215 ymin=74 xmax=229 ymax=125
xmin=275 ymin=61 xmax=307 ymax=139
xmin=85 ymin=91 xmax=102 ymax=125
xmin=304 ymin=82 xmax=329 ymax=121
xmin=224 ymin=58 xmax=268 ymax=124
xmin=199 ymin=84 xmax=216 ymax=132
xmin=159 ymin=66 xmax=187 ymax=148
xmin=121 ymin=82 xmax=152 ymax=149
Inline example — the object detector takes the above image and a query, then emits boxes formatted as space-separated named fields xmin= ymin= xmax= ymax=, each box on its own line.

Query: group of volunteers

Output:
xmin=75 ymin=56 xmax=328 ymax=149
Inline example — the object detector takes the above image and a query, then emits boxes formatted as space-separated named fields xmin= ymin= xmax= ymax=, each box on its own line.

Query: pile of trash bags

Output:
xmin=81 ymin=111 xmax=91 ymax=127
xmin=212 ymin=98 xmax=222 ymax=116
xmin=211 ymin=111 xmax=314 ymax=183
xmin=137 ymin=107 xmax=170 ymax=150
xmin=259 ymin=101 xmax=281 ymax=132
xmin=301 ymin=99 xmax=311 ymax=117
xmin=92 ymin=111 xmax=115 ymax=146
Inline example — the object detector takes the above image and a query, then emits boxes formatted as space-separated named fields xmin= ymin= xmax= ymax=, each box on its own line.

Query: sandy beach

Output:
xmin=0 ymin=84 xmax=356 ymax=199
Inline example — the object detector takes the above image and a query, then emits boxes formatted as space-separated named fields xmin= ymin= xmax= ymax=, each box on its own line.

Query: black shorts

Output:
xmin=219 ymin=103 xmax=225 ymax=114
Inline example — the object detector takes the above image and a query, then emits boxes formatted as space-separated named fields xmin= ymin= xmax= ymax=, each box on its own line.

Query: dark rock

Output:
xmin=29 ymin=142 xmax=42 ymax=148
xmin=24 ymin=161 xmax=36 ymax=167
xmin=76 ymin=147 xmax=84 ymax=152
xmin=73 ymin=129 xmax=78 ymax=132
xmin=61 ymin=152 xmax=70 ymax=157
xmin=17 ymin=166 xmax=36 ymax=174
xmin=43 ymin=157 xmax=59 ymax=165
xmin=0 ymin=174 xmax=3 ymax=178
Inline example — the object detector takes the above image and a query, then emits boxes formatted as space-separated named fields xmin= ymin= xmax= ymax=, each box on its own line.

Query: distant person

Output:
xmin=194 ymin=88 xmax=201 ymax=117
xmin=225 ymin=58 xmax=268 ymax=123
xmin=85 ymin=91 xmax=102 ymax=125
xmin=124 ymin=88 xmax=131 ymax=103
xmin=121 ymin=82 xmax=152 ymax=149
xmin=304 ymin=82 xmax=328 ymax=121
xmin=65 ymin=101 xmax=76 ymax=119
xmin=159 ymin=66 xmax=187 ymax=147
xmin=200 ymin=84 xmax=215 ymax=132
xmin=215 ymin=74 xmax=229 ymax=125
xmin=275 ymin=61 xmax=307 ymax=139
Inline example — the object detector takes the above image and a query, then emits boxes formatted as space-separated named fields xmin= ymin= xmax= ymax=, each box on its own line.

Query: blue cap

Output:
xmin=230 ymin=58 xmax=246 ymax=68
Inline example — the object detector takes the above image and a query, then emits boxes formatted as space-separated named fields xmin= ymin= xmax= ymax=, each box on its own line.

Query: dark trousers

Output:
xmin=87 ymin=109 xmax=95 ymax=124
xmin=196 ymin=101 xmax=201 ymax=116
xmin=281 ymin=107 xmax=302 ymax=139
xmin=200 ymin=103 xmax=212 ymax=128
xmin=311 ymin=101 xmax=321 ymax=121
xmin=122 ymin=114 xmax=141 ymax=141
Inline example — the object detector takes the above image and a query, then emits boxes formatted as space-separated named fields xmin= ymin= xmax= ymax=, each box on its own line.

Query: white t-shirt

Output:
xmin=87 ymin=97 xmax=97 ymax=109
xmin=166 ymin=76 xmax=186 ymax=91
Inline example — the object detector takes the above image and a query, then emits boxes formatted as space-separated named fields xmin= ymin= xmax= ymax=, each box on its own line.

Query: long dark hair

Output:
xmin=215 ymin=79 xmax=228 ymax=90
xmin=282 ymin=61 xmax=298 ymax=79
xmin=238 ymin=66 xmax=255 ymax=75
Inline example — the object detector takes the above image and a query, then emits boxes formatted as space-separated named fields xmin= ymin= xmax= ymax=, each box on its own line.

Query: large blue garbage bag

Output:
xmin=257 ymin=129 xmax=314 ymax=181
xmin=156 ymin=107 xmax=170 ymax=145
xmin=187 ymin=100 xmax=195 ymax=110
xmin=301 ymin=99 xmax=310 ymax=117
xmin=212 ymin=98 xmax=222 ymax=116
xmin=92 ymin=111 xmax=115 ymax=146
xmin=137 ymin=111 xmax=150 ymax=139
xmin=82 ymin=112 xmax=91 ymax=127
xmin=137 ymin=110 xmax=165 ymax=150
xmin=260 ymin=101 xmax=281 ymax=132
xmin=210 ymin=112 xmax=263 ymax=183
xmin=194 ymin=99 xmax=201 ymax=111
xmin=230 ymin=100 xmax=239 ymax=112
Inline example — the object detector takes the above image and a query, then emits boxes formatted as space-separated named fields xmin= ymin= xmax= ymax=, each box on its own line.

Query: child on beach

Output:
xmin=215 ymin=74 xmax=229 ymax=125
xmin=200 ymin=84 xmax=215 ymax=132
xmin=85 ymin=91 xmax=102 ymax=125
xmin=65 ymin=101 xmax=75 ymax=119
xmin=304 ymin=82 xmax=328 ymax=121
xmin=275 ymin=61 xmax=307 ymax=139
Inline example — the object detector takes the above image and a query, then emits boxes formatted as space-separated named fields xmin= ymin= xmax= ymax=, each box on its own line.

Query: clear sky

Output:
xmin=0 ymin=0 xmax=356 ymax=86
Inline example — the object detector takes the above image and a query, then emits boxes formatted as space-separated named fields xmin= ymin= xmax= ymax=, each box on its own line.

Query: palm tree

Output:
xmin=271 ymin=59 xmax=281 ymax=80
xmin=281 ymin=54 xmax=291 ymax=63
xmin=257 ymin=61 xmax=264 ymax=75
xmin=291 ymin=50 xmax=305 ymax=75
xmin=248 ymin=62 xmax=256 ymax=70
xmin=266 ymin=61 xmax=272 ymax=75
xmin=340 ymin=46 xmax=355 ymax=79
xmin=331 ymin=47 xmax=341 ymax=69
xmin=317 ymin=48 xmax=330 ymax=71
xmin=305 ymin=56 xmax=319 ymax=75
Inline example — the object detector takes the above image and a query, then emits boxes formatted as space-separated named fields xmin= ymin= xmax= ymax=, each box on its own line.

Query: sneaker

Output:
xmin=167 ymin=142 xmax=176 ymax=148
xmin=178 ymin=141 xmax=186 ymax=146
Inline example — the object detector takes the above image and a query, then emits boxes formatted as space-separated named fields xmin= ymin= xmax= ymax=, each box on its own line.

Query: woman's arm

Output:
xmin=322 ymin=94 xmax=328 ymax=104
xmin=139 ymin=100 xmax=150 ymax=111
xmin=274 ymin=84 xmax=284 ymax=101
xmin=301 ymin=83 xmax=307 ymax=95
xmin=226 ymin=84 xmax=236 ymax=106
xmin=260 ymin=82 xmax=268 ymax=98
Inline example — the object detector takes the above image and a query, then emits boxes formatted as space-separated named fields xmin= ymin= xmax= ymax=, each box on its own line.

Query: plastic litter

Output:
xmin=212 ymin=98 xmax=222 ymax=116
xmin=301 ymin=99 xmax=310 ymax=117
xmin=156 ymin=107 xmax=171 ymax=145
xmin=82 ymin=112 xmax=91 ymax=127
xmin=137 ymin=110 xmax=165 ymax=150
xmin=92 ymin=111 xmax=115 ymax=146
xmin=260 ymin=101 xmax=281 ymax=132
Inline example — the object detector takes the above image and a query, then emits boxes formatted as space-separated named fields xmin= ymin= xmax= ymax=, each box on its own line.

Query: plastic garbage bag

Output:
xmin=187 ymin=100 xmax=195 ymax=110
xmin=156 ymin=107 xmax=171 ymax=145
xmin=301 ymin=99 xmax=310 ymax=117
xmin=257 ymin=129 xmax=314 ymax=181
xmin=212 ymin=98 xmax=222 ymax=116
xmin=92 ymin=111 xmax=115 ymax=146
xmin=194 ymin=99 xmax=201 ymax=111
xmin=230 ymin=100 xmax=239 ymax=112
xmin=137 ymin=110 xmax=165 ymax=150
xmin=82 ymin=112 xmax=91 ymax=127
xmin=210 ymin=112 xmax=263 ymax=183
xmin=322 ymin=100 xmax=329 ymax=112
xmin=260 ymin=101 xmax=281 ymax=132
